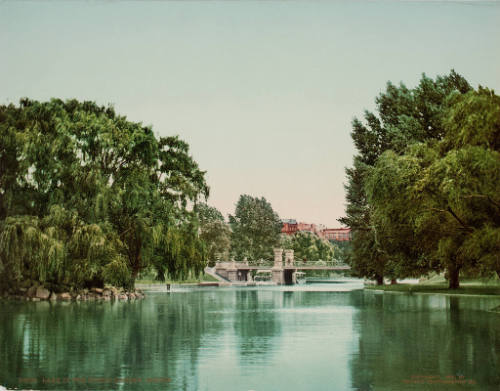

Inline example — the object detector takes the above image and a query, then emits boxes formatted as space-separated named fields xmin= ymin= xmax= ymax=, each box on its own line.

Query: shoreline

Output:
xmin=365 ymin=288 xmax=500 ymax=299
xmin=1 ymin=286 xmax=146 ymax=302
xmin=364 ymin=285 xmax=500 ymax=313
xmin=364 ymin=283 xmax=500 ymax=298
xmin=135 ymin=281 xmax=277 ymax=290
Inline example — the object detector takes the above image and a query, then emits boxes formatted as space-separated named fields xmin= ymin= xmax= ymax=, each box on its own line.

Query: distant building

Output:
xmin=321 ymin=228 xmax=351 ymax=242
xmin=281 ymin=219 xmax=298 ymax=235
xmin=281 ymin=219 xmax=351 ymax=241
xmin=296 ymin=222 xmax=317 ymax=234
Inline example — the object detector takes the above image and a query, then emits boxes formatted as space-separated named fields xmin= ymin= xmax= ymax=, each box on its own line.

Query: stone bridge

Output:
xmin=214 ymin=248 xmax=350 ymax=285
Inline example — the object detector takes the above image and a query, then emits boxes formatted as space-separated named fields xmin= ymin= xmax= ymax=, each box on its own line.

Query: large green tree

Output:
xmin=229 ymin=195 xmax=281 ymax=262
xmin=0 ymin=99 xmax=208 ymax=292
xmin=280 ymin=231 xmax=336 ymax=264
xmin=195 ymin=203 xmax=231 ymax=266
xmin=366 ymin=87 xmax=500 ymax=288
xmin=340 ymin=71 xmax=471 ymax=284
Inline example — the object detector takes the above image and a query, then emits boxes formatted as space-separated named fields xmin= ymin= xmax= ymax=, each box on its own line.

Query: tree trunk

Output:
xmin=390 ymin=279 xmax=397 ymax=285
xmin=375 ymin=275 xmax=384 ymax=285
xmin=447 ymin=265 xmax=460 ymax=289
xmin=129 ymin=241 xmax=142 ymax=289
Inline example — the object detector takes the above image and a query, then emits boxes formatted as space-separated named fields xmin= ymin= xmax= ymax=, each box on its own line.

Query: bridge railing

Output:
xmin=215 ymin=260 xmax=349 ymax=269
xmin=289 ymin=261 xmax=347 ymax=268
xmin=244 ymin=260 xmax=347 ymax=268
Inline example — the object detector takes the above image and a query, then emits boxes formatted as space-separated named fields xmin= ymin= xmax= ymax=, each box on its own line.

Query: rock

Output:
xmin=118 ymin=294 xmax=128 ymax=300
xmin=91 ymin=287 xmax=103 ymax=294
xmin=76 ymin=295 xmax=81 ymax=300
xmin=32 ymin=297 xmax=40 ymax=301
xmin=129 ymin=293 xmax=136 ymax=299
xmin=36 ymin=286 xmax=51 ymax=300
xmin=102 ymin=289 xmax=111 ymax=297
xmin=59 ymin=292 xmax=71 ymax=300
xmin=26 ymin=285 xmax=37 ymax=298
xmin=49 ymin=292 xmax=57 ymax=301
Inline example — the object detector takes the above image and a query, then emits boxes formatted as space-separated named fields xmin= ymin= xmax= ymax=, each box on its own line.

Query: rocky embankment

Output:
xmin=1 ymin=285 xmax=145 ymax=302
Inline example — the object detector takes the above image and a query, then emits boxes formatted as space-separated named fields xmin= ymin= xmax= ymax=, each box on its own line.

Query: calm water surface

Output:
xmin=1 ymin=282 xmax=499 ymax=391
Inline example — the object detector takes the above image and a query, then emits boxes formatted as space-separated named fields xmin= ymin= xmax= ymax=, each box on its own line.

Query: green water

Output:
xmin=1 ymin=282 xmax=499 ymax=391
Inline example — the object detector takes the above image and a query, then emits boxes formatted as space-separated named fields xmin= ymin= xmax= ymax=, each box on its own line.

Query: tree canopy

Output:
xmin=194 ymin=203 xmax=231 ymax=266
xmin=280 ymin=231 xmax=336 ymax=264
xmin=366 ymin=87 xmax=500 ymax=288
xmin=341 ymin=71 xmax=500 ymax=288
xmin=0 ymin=98 xmax=208 ymax=292
xmin=229 ymin=195 xmax=281 ymax=262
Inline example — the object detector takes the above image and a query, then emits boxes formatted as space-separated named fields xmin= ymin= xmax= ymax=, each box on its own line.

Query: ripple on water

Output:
xmin=1 ymin=284 xmax=499 ymax=390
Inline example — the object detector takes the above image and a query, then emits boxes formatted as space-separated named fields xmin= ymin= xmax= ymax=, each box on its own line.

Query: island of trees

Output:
xmin=341 ymin=70 xmax=500 ymax=289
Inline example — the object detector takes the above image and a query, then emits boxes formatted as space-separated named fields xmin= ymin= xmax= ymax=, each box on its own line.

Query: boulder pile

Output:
xmin=1 ymin=285 xmax=145 ymax=301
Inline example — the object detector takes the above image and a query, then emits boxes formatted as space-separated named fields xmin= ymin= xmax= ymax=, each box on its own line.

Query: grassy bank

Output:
xmin=366 ymin=284 xmax=500 ymax=296
xmin=366 ymin=276 xmax=500 ymax=296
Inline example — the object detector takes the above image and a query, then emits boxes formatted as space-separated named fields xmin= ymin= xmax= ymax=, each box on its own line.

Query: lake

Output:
xmin=1 ymin=282 xmax=499 ymax=390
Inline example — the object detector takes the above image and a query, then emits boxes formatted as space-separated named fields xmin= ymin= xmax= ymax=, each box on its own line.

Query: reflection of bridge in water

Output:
xmin=213 ymin=248 xmax=351 ymax=285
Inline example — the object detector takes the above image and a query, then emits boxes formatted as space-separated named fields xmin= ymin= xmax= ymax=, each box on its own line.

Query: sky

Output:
xmin=1 ymin=1 xmax=499 ymax=226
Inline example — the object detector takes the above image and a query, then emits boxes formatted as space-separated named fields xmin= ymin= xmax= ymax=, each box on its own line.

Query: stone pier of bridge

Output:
xmin=272 ymin=248 xmax=296 ymax=285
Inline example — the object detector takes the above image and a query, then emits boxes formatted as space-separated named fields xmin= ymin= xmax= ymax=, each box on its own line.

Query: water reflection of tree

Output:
xmin=233 ymin=290 xmax=281 ymax=365
xmin=0 ymin=292 xmax=226 ymax=391
xmin=348 ymin=293 xmax=500 ymax=390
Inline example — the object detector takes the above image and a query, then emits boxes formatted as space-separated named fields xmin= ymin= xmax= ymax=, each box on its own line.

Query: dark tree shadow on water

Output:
xmin=348 ymin=292 xmax=500 ymax=390
xmin=232 ymin=290 xmax=282 ymax=367
xmin=0 ymin=292 xmax=226 ymax=391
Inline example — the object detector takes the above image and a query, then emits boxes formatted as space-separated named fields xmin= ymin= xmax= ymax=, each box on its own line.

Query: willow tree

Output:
xmin=366 ymin=87 xmax=500 ymax=288
xmin=0 ymin=99 xmax=208 ymax=292
xmin=340 ymin=70 xmax=471 ymax=284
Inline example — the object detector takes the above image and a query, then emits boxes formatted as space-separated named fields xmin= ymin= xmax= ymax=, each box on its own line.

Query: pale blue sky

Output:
xmin=1 ymin=1 xmax=499 ymax=226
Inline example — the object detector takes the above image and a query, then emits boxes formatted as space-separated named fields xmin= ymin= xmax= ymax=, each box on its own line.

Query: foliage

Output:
xmin=280 ymin=231 xmax=336 ymax=264
xmin=328 ymin=239 xmax=351 ymax=265
xmin=229 ymin=195 xmax=281 ymax=261
xmin=365 ymin=87 xmax=500 ymax=288
xmin=194 ymin=204 xmax=231 ymax=266
xmin=340 ymin=70 xmax=472 ymax=286
xmin=0 ymin=99 xmax=208 ymax=291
